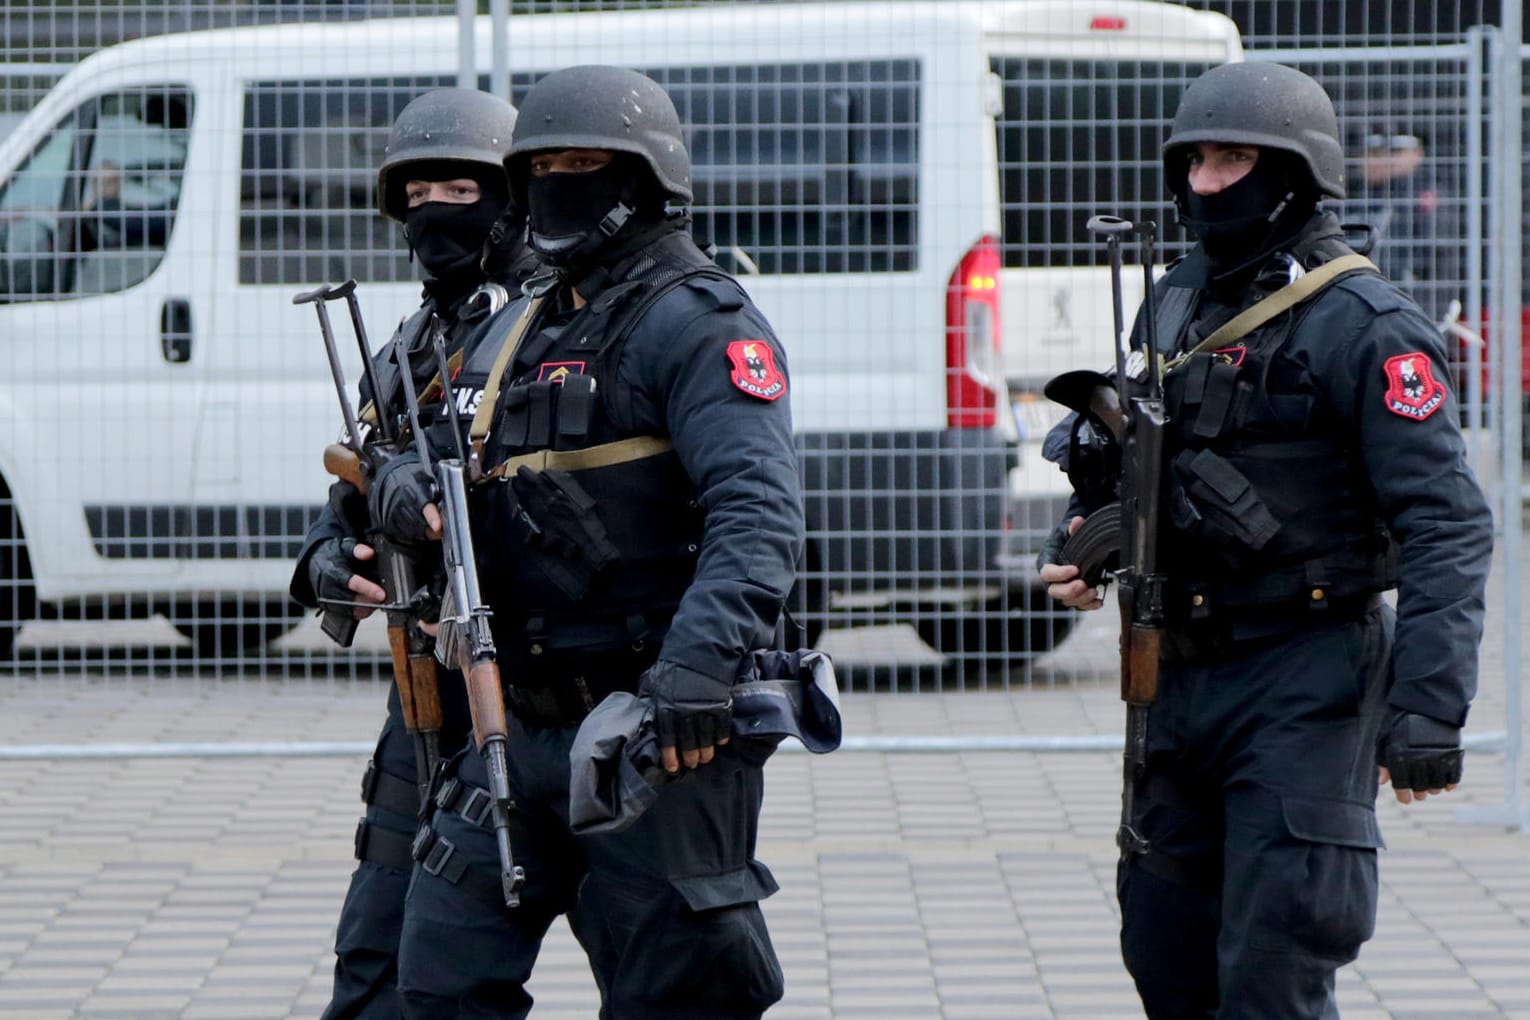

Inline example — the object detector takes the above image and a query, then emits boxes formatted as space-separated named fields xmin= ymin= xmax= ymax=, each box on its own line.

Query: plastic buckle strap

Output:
xmin=457 ymin=786 xmax=494 ymax=829
xmin=420 ymin=833 xmax=456 ymax=877
xmin=367 ymin=766 xmax=424 ymax=820
xmin=359 ymin=759 xmax=380 ymax=805
xmin=410 ymin=824 xmax=436 ymax=864
xmin=433 ymin=777 xmax=461 ymax=812
xmin=355 ymin=819 xmax=416 ymax=871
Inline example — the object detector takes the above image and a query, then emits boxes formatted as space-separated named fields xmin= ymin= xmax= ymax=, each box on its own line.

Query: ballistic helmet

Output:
xmin=376 ymin=88 xmax=518 ymax=222
xmin=508 ymin=65 xmax=692 ymax=204
xmin=1163 ymin=62 xmax=1345 ymax=200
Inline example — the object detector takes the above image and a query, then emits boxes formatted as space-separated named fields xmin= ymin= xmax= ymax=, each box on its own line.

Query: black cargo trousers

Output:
xmin=1118 ymin=604 xmax=1394 ymax=1020
xmin=322 ymin=681 xmax=474 ymax=1020
xmin=396 ymin=700 xmax=784 ymax=1020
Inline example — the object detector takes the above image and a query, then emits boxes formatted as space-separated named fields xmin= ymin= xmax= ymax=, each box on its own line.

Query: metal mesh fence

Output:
xmin=0 ymin=0 xmax=1519 ymax=701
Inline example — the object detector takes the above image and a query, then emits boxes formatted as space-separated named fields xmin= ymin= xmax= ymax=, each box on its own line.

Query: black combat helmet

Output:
xmin=1163 ymin=62 xmax=1345 ymax=201
xmin=376 ymin=88 xmax=518 ymax=222
xmin=507 ymin=65 xmax=692 ymax=204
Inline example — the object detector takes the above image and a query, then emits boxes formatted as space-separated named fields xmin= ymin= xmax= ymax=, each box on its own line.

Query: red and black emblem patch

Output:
xmin=726 ymin=340 xmax=786 ymax=401
xmin=537 ymin=361 xmax=586 ymax=383
xmin=1382 ymin=352 xmax=1446 ymax=421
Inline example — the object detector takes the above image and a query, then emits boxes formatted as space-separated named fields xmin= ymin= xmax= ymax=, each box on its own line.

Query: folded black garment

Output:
xmin=568 ymin=649 xmax=842 ymax=835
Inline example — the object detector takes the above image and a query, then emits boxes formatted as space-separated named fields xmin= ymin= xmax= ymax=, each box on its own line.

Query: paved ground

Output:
xmin=0 ymin=544 xmax=1526 ymax=1018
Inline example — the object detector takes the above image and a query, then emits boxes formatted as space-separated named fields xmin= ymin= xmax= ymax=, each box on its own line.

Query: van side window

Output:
xmin=992 ymin=59 xmax=1208 ymax=268
xmin=238 ymin=77 xmax=451 ymax=285
xmin=509 ymin=60 xmax=919 ymax=275
xmin=0 ymin=87 xmax=191 ymax=300
xmin=654 ymin=60 xmax=920 ymax=274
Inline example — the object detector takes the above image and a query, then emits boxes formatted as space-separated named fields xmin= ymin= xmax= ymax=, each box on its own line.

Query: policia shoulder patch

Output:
xmin=1382 ymin=352 xmax=1446 ymax=421
xmin=726 ymin=340 xmax=786 ymax=401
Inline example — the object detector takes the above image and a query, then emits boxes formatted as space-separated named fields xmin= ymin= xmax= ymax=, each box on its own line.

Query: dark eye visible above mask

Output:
xmin=526 ymin=161 xmax=634 ymax=268
xmin=404 ymin=197 xmax=506 ymax=280
xmin=1179 ymin=151 xmax=1316 ymax=273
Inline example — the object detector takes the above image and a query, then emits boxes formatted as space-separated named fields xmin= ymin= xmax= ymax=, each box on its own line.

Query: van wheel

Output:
xmin=0 ymin=489 xmax=37 ymax=659
xmin=913 ymin=584 xmax=1077 ymax=672
xmin=170 ymin=599 xmax=305 ymax=660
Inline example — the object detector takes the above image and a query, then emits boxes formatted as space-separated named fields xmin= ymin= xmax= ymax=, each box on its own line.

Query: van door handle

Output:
xmin=160 ymin=298 xmax=193 ymax=363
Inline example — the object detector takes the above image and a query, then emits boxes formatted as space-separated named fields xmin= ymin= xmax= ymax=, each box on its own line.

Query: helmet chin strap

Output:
xmin=530 ymin=199 xmax=634 ymax=266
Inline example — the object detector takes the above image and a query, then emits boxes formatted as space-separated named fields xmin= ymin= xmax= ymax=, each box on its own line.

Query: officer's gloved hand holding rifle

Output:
xmin=294 ymin=280 xmax=446 ymax=799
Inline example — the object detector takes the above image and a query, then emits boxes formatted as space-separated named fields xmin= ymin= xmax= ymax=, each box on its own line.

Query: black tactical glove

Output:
xmin=307 ymin=536 xmax=377 ymax=606
xmin=366 ymin=453 xmax=438 ymax=546
xmin=640 ymin=660 xmax=733 ymax=767
xmin=1377 ymin=709 xmax=1464 ymax=793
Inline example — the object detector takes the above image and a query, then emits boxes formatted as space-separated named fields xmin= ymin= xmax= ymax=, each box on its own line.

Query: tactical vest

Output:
xmin=363 ymin=282 xmax=507 ymax=450
xmin=465 ymin=232 xmax=732 ymax=657
xmin=1155 ymin=240 xmax=1397 ymax=627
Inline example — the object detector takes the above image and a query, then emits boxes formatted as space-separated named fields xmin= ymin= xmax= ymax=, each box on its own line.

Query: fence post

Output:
xmin=1458 ymin=10 xmax=1528 ymax=832
xmin=457 ymin=0 xmax=476 ymax=89
xmin=489 ymin=0 xmax=510 ymax=101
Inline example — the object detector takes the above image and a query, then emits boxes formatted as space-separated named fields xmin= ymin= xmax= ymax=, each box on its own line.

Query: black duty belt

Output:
xmin=503 ymin=644 xmax=649 ymax=727
xmin=1162 ymin=591 xmax=1384 ymax=663
xmin=505 ymin=676 xmax=623 ymax=728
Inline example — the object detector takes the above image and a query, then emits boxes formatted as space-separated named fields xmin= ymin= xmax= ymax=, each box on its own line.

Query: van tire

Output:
xmin=913 ymin=583 xmax=1077 ymax=671
xmin=169 ymin=598 xmax=306 ymax=660
xmin=0 ymin=488 xmax=37 ymax=659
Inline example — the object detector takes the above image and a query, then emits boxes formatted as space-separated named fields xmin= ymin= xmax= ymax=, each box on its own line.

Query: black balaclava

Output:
xmin=1177 ymin=148 xmax=1317 ymax=285
xmin=401 ymin=163 xmax=510 ymax=285
xmin=525 ymin=158 xmax=639 ymax=269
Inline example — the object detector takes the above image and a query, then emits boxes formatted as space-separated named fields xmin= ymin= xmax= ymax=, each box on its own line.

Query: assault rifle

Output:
xmin=293 ymin=280 xmax=444 ymax=802
xmin=395 ymin=326 xmax=526 ymax=908
xmin=1043 ymin=216 xmax=1165 ymax=862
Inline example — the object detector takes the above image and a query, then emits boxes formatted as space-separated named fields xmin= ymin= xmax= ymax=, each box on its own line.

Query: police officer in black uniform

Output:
xmin=379 ymin=66 xmax=802 ymax=1020
xmin=1038 ymin=63 xmax=1492 ymax=1018
xmin=288 ymin=87 xmax=533 ymax=1020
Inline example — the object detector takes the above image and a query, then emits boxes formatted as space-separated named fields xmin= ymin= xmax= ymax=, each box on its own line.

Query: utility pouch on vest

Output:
xmin=509 ymin=466 xmax=621 ymax=601
xmin=1185 ymin=357 xmax=1243 ymax=440
xmin=498 ymin=387 xmax=531 ymax=450
xmin=556 ymin=374 xmax=597 ymax=442
xmin=1170 ymin=448 xmax=1282 ymax=553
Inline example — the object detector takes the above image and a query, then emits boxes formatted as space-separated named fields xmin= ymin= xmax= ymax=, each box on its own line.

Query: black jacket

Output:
xmin=1046 ymin=212 xmax=1491 ymax=726
xmin=470 ymin=228 xmax=804 ymax=689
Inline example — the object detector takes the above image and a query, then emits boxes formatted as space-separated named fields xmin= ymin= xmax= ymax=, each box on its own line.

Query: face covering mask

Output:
xmin=526 ymin=161 xmax=633 ymax=267
xmin=1180 ymin=156 xmax=1301 ymax=261
xmin=404 ymin=198 xmax=504 ymax=279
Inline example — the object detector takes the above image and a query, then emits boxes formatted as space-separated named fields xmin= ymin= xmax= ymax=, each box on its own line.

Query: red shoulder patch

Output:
xmin=726 ymin=340 xmax=786 ymax=401
xmin=1382 ymin=352 xmax=1446 ymax=421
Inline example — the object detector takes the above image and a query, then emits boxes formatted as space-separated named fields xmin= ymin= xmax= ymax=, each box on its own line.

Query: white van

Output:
xmin=0 ymin=1 xmax=1239 ymax=664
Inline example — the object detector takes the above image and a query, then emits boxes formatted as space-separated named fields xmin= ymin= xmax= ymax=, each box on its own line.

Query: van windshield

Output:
xmin=991 ymin=57 xmax=1213 ymax=269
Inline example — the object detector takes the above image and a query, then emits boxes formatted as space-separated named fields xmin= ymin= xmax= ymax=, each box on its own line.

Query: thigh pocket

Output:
xmin=630 ymin=862 xmax=784 ymax=1013
xmin=1256 ymin=795 xmax=1383 ymax=963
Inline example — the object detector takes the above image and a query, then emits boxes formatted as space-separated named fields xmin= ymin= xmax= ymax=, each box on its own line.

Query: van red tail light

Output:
xmin=945 ymin=234 xmax=1002 ymax=428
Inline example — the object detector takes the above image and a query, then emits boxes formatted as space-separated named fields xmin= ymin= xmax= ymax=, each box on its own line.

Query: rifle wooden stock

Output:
xmin=387 ymin=626 xmax=412 ymax=702
xmin=324 ymin=443 xmax=367 ymax=491
xmin=390 ymin=630 xmax=445 ymax=732
xmin=466 ymin=661 xmax=508 ymax=750
xmin=1125 ymin=624 xmax=1161 ymax=705
xmin=408 ymin=655 xmax=444 ymax=731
